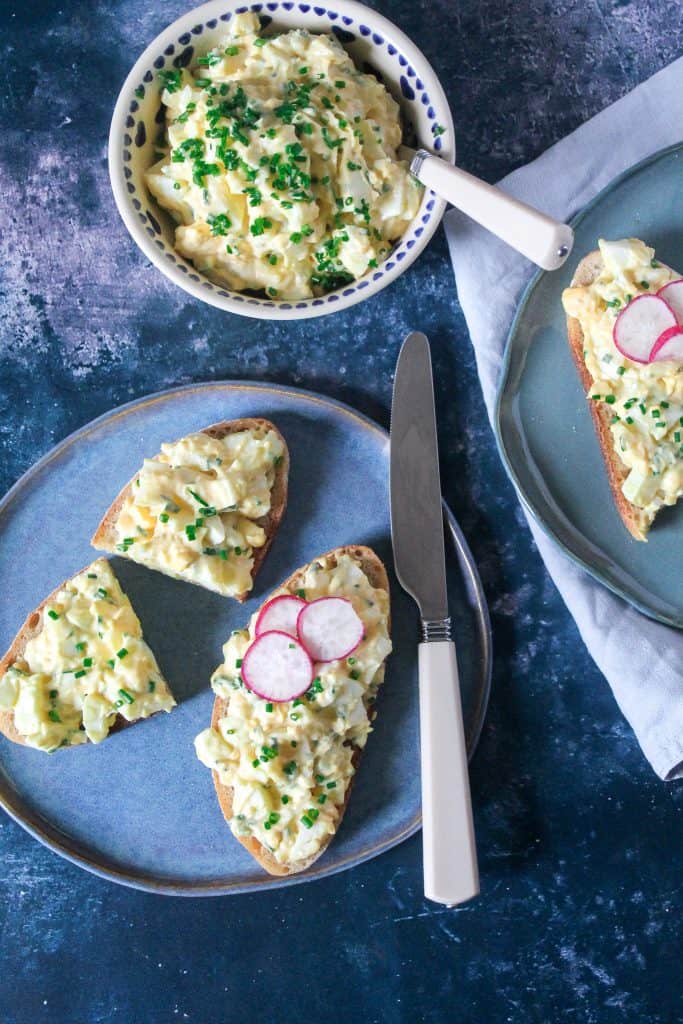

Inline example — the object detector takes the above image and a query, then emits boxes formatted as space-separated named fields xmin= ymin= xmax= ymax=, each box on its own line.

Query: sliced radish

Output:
xmin=657 ymin=280 xmax=683 ymax=325
xmin=613 ymin=295 xmax=677 ymax=364
xmin=297 ymin=597 xmax=364 ymax=663
xmin=649 ymin=325 xmax=683 ymax=363
xmin=254 ymin=595 xmax=306 ymax=639
xmin=241 ymin=631 xmax=313 ymax=703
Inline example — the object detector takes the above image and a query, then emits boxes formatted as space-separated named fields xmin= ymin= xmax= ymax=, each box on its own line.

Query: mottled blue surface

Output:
xmin=0 ymin=1 xmax=681 ymax=1022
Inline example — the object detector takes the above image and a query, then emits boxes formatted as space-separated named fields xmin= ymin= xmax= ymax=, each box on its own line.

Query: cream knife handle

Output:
xmin=412 ymin=150 xmax=574 ymax=271
xmin=419 ymin=639 xmax=479 ymax=906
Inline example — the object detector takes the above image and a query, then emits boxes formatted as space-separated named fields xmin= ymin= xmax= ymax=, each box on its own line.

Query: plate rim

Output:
xmin=0 ymin=379 xmax=492 ymax=895
xmin=494 ymin=141 xmax=683 ymax=630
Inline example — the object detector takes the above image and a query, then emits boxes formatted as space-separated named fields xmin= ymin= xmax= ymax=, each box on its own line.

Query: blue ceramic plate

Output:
xmin=0 ymin=382 xmax=491 ymax=895
xmin=496 ymin=143 xmax=683 ymax=628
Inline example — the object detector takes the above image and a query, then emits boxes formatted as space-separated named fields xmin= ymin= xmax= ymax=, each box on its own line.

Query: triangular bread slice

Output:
xmin=564 ymin=250 xmax=680 ymax=541
xmin=0 ymin=558 xmax=175 ymax=752
xmin=92 ymin=418 xmax=289 ymax=601
xmin=200 ymin=545 xmax=391 ymax=876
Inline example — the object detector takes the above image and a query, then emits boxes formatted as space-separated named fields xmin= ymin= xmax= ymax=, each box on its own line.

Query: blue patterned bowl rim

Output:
xmin=109 ymin=0 xmax=455 ymax=320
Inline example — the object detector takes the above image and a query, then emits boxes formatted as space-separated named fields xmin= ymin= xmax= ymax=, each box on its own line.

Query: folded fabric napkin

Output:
xmin=445 ymin=58 xmax=683 ymax=780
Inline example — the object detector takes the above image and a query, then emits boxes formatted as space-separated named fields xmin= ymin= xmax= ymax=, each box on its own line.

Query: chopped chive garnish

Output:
xmin=107 ymin=659 xmax=115 ymax=669
xmin=185 ymin=525 xmax=197 ymax=541
xmin=235 ymin=659 xmax=243 ymax=668
xmin=252 ymin=758 xmax=260 ymax=768
xmin=605 ymin=395 xmax=616 ymax=404
xmin=265 ymin=703 xmax=273 ymax=713
xmin=87 ymin=573 xmax=97 ymax=579
xmin=296 ymin=589 xmax=305 ymax=598
xmin=661 ymin=401 xmax=670 ymax=409
xmin=47 ymin=609 xmax=60 ymax=620
xmin=118 ymin=688 xmax=135 ymax=704
xmin=97 ymin=588 xmax=108 ymax=599
xmin=48 ymin=709 xmax=61 ymax=723
xmin=283 ymin=760 xmax=297 ymax=776
xmin=617 ymin=366 xmax=625 ymax=375
xmin=83 ymin=657 xmax=93 ymax=668
xmin=74 ymin=669 xmax=87 ymax=678
xmin=318 ymin=794 xmax=327 ymax=804
xmin=326 ymin=781 xmax=337 ymax=789
xmin=117 ymin=647 xmax=128 ymax=660
xmin=281 ymin=795 xmax=289 ymax=804
xmin=148 ymin=680 xmax=156 ymax=692
xmin=225 ymin=45 xmax=240 ymax=56
xmin=250 ymin=217 xmax=272 ymax=236
xmin=187 ymin=488 xmax=208 ymax=506
xmin=301 ymin=815 xmax=313 ymax=828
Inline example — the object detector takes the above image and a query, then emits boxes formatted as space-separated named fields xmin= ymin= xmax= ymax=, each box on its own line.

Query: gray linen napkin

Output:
xmin=445 ymin=58 xmax=683 ymax=780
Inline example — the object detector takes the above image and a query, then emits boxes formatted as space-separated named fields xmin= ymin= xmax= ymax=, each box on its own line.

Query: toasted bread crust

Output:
xmin=91 ymin=418 xmax=289 ymax=600
xmin=565 ymin=251 xmax=648 ymax=541
xmin=0 ymin=562 xmax=140 ymax=747
xmin=209 ymin=545 xmax=391 ymax=877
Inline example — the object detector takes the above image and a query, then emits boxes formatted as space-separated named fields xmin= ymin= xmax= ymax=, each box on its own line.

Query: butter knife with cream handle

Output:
xmin=390 ymin=331 xmax=480 ymax=907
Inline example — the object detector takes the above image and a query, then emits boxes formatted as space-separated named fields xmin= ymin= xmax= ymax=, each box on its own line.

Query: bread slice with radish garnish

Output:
xmin=562 ymin=239 xmax=683 ymax=541
xmin=92 ymin=418 xmax=289 ymax=601
xmin=194 ymin=545 xmax=392 ymax=876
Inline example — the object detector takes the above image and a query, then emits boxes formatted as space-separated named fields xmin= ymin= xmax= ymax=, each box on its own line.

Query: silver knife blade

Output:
xmin=390 ymin=332 xmax=448 ymax=623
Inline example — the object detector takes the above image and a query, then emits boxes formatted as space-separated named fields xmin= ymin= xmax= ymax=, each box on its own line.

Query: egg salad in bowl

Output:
xmin=145 ymin=12 xmax=422 ymax=301
xmin=109 ymin=0 xmax=454 ymax=319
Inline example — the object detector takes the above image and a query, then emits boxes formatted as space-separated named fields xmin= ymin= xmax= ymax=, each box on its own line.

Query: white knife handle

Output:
xmin=419 ymin=639 xmax=479 ymax=906
xmin=412 ymin=150 xmax=574 ymax=271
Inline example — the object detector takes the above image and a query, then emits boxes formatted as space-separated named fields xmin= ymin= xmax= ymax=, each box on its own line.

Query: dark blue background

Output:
xmin=1 ymin=2 xmax=681 ymax=1021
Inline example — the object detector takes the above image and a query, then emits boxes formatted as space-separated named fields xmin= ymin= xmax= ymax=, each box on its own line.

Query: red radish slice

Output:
xmin=657 ymin=280 xmax=683 ymax=325
xmin=613 ymin=295 xmax=677 ymax=364
xmin=649 ymin=325 xmax=683 ymax=363
xmin=297 ymin=598 xmax=364 ymax=663
xmin=241 ymin=631 xmax=313 ymax=703
xmin=254 ymin=595 xmax=306 ymax=639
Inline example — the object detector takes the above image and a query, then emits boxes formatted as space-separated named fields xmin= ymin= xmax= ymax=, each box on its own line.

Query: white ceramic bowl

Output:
xmin=109 ymin=0 xmax=454 ymax=320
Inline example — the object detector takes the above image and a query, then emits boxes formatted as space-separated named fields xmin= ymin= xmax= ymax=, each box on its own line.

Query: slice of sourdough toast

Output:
xmin=205 ymin=545 xmax=391 ymax=877
xmin=92 ymin=418 xmax=289 ymax=601
xmin=0 ymin=558 xmax=175 ymax=751
xmin=565 ymin=251 xmax=649 ymax=541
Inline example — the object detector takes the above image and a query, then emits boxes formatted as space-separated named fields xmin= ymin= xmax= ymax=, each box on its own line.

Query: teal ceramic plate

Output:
xmin=495 ymin=143 xmax=683 ymax=628
xmin=0 ymin=382 xmax=491 ymax=895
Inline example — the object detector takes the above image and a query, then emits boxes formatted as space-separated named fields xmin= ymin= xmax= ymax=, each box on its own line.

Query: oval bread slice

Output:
xmin=91 ymin=417 xmax=289 ymax=600
xmin=0 ymin=558 xmax=175 ymax=749
xmin=565 ymin=252 xmax=649 ymax=541
xmin=209 ymin=544 xmax=391 ymax=877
